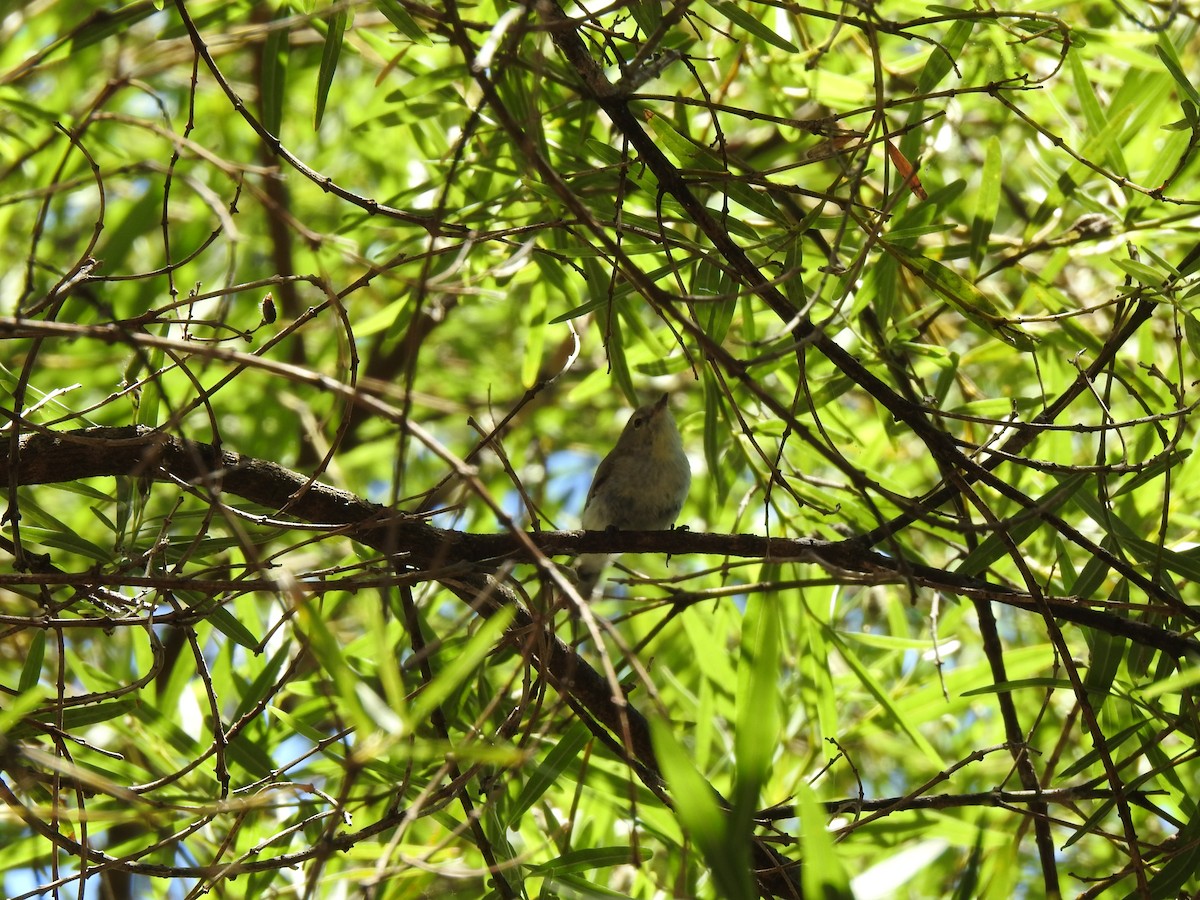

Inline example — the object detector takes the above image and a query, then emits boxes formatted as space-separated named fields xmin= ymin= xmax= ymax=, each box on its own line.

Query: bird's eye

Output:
xmin=633 ymin=417 xmax=644 ymax=428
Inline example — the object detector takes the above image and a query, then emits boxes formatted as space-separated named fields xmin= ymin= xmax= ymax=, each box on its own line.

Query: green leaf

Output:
xmin=653 ymin=716 xmax=757 ymax=900
xmin=834 ymin=631 xmax=944 ymax=768
xmin=16 ymin=524 xmax=111 ymax=564
xmin=522 ymin=277 xmax=549 ymax=386
xmin=528 ymin=846 xmax=653 ymax=876
xmin=703 ymin=369 xmax=727 ymax=500
xmin=69 ymin=1 xmax=159 ymax=52
xmin=541 ymin=873 xmax=646 ymax=898
xmin=733 ymin=594 xmax=780 ymax=817
xmin=374 ymin=0 xmax=430 ymax=43
xmin=315 ymin=8 xmax=348 ymax=129
xmin=231 ymin=644 xmax=290 ymax=721
xmin=956 ymin=474 xmax=1088 ymax=577
xmin=645 ymin=111 xmax=783 ymax=221
xmin=1138 ymin=663 xmax=1200 ymax=700
xmin=225 ymin=727 xmax=277 ymax=779
xmin=607 ymin=297 xmax=638 ymax=405
xmin=1125 ymin=803 xmax=1200 ymax=899
xmin=1069 ymin=49 xmax=1128 ymax=178
xmin=410 ymin=605 xmax=514 ymax=723
xmin=1110 ymin=449 xmax=1189 ymax=499
xmin=696 ymin=258 xmax=737 ymax=344
xmin=0 ymin=682 xmax=47 ymax=736
xmin=961 ymin=677 xmax=1075 ymax=697
xmin=1155 ymin=38 xmax=1200 ymax=109
xmin=506 ymin=722 xmax=591 ymax=829
xmin=1058 ymin=719 xmax=1147 ymax=779
xmin=1112 ymin=257 xmax=1167 ymax=287
xmin=917 ymin=20 xmax=974 ymax=94
xmin=260 ymin=20 xmax=289 ymax=136
xmin=60 ymin=698 xmax=138 ymax=730
xmin=18 ymin=630 xmax=45 ymax=694
xmin=969 ymin=137 xmax=1001 ymax=275
xmin=1185 ymin=312 xmax=1200 ymax=360
xmin=135 ymin=343 xmax=164 ymax=430
xmin=202 ymin=602 xmax=261 ymax=651
xmin=885 ymin=242 xmax=1038 ymax=350
xmin=798 ymin=782 xmax=852 ymax=899
xmin=1082 ymin=625 xmax=1124 ymax=714
xmin=706 ymin=2 xmax=798 ymax=53
xmin=629 ymin=0 xmax=663 ymax=35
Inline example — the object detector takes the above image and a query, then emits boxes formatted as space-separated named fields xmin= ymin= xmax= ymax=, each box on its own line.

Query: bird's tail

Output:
xmin=573 ymin=552 xmax=613 ymax=600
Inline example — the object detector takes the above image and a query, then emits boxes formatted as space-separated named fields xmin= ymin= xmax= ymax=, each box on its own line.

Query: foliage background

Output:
xmin=2 ymin=0 xmax=1200 ymax=897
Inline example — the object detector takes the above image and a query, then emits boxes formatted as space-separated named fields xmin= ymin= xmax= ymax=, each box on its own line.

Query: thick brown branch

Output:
xmin=3 ymin=426 xmax=1197 ymax=664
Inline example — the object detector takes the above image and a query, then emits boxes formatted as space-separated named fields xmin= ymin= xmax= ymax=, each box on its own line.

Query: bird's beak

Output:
xmin=653 ymin=393 xmax=670 ymax=411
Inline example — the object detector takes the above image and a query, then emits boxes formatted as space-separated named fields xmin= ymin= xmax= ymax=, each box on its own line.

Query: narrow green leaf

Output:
xmin=0 ymin=682 xmax=46 ymax=735
xmin=707 ymin=2 xmax=798 ymax=53
xmin=135 ymin=345 xmax=164 ymax=430
xmin=694 ymin=674 xmax=717 ymax=773
xmin=1155 ymin=38 xmax=1200 ymax=108
xmin=800 ymin=598 xmax=836 ymax=745
xmin=734 ymin=595 xmax=781 ymax=815
xmin=606 ymin=299 xmax=638 ymax=405
xmin=969 ymin=138 xmax=1001 ymax=275
xmin=225 ymin=728 xmax=276 ymax=779
xmin=917 ymin=20 xmax=974 ymax=94
xmin=270 ymin=705 xmax=346 ymax=749
xmin=60 ymin=698 xmax=138 ymax=730
xmin=956 ymin=474 xmax=1088 ymax=576
xmin=696 ymin=258 xmax=736 ymax=344
xmin=506 ymin=722 xmax=591 ymax=828
xmin=961 ymin=677 xmax=1075 ymax=697
xmin=833 ymin=632 xmax=944 ymax=767
xmin=1031 ymin=100 xmax=1134 ymax=226
xmin=646 ymin=110 xmax=721 ymax=172
xmin=542 ymin=873 xmax=644 ymax=898
xmin=886 ymin=243 xmax=1037 ymax=350
xmin=231 ymin=644 xmax=290 ymax=721
xmin=653 ymin=717 xmax=757 ymax=900
xmin=1082 ymin=627 xmax=1124 ymax=714
xmin=1120 ymin=538 xmax=1200 ymax=583
xmin=1110 ymin=448 xmax=1189 ymax=499
xmin=798 ymin=782 xmax=852 ymax=899
xmin=374 ymin=0 xmax=430 ymax=43
xmin=1125 ymin=802 xmax=1200 ymax=898
xmin=1063 ymin=769 xmax=1160 ymax=852
xmin=1069 ymin=50 xmax=1107 ymax=137
xmin=1112 ymin=257 xmax=1166 ymax=287
xmin=202 ymin=602 xmax=261 ymax=650
xmin=410 ymin=605 xmax=515 ymax=723
xmin=260 ymin=21 xmax=289 ymax=136
xmin=522 ymin=279 xmax=548 ymax=387
xmin=69 ymin=1 xmax=158 ymax=52
xmin=1069 ymin=49 xmax=1128 ymax=178
xmin=315 ymin=9 xmax=348 ymax=129
xmin=1059 ymin=719 xmax=1147 ymax=779
xmin=629 ymin=0 xmax=663 ymax=35
xmin=1139 ymin=663 xmax=1200 ymax=700
xmin=1185 ymin=312 xmax=1200 ymax=360
xmin=295 ymin=600 xmax=371 ymax=731
xmin=528 ymin=846 xmax=652 ymax=875
xmin=645 ymin=112 xmax=783 ymax=221
xmin=703 ymin=370 xmax=727 ymax=500
xmin=781 ymin=237 xmax=805 ymax=310
xmin=950 ymin=831 xmax=986 ymax=900
xmin=18 ymin=631 xmax=45 ymax=694
xmin=18 ymin=526 xmax=111 ymax=564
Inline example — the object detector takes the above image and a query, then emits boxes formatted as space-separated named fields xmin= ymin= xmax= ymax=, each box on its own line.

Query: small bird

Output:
xmin=575 ymin=393 xmax=691 ymax=598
